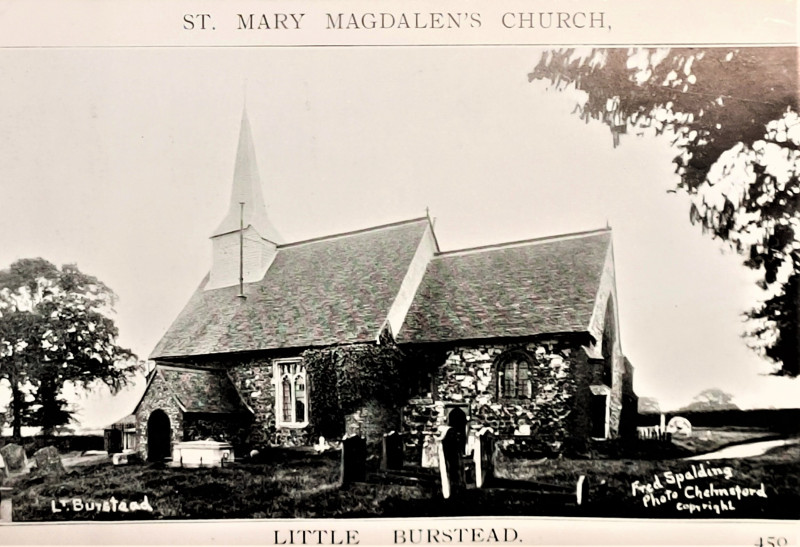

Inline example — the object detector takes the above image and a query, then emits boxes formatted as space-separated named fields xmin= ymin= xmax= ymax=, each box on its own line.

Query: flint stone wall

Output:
xmin=227 ymin=355 xmax=312 ymax=447
xmin=227 ymin=357 xmax=276 ymax=446
xmin=134 ymin=369 xmax=184 ymax=460
xmin=401 ymin=339 xmax=586 ymax=462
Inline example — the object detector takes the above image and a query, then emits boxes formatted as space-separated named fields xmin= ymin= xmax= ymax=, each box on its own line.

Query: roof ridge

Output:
xmin=435 ymin=227 xmax=611 ymax=258
xmin=278 ymin=216 xmax=429 ymax=248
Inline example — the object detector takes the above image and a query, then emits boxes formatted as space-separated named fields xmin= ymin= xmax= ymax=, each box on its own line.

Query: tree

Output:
xmin=0 ymin=307 xmax=41 ymax=438
xmin=0 ymin=258 xmax=138 ymax=438
xmin=529 ymin=47 xmax=799 ymax=376
xmin=679 ymin=388 xmax=739 ymax=412
xmin=637 ymin=396 xmax=661 ymax=415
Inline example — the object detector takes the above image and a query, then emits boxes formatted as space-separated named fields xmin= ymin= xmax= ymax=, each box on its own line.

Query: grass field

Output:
xmin=5 ymin=430 xmax=799 ymax=521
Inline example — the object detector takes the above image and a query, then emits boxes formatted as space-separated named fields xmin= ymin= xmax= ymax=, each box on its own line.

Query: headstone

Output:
xmin=341 ymin=435 xmax=366 ymax=486
xmin=0 ymin=444 xmax=27 ymax=475
xmin=439 ymin=427 xmax=465 ymax=498
xmin=421 ymin=435 xmax=438 ymax=468
xmin=381 ymin=431 xmax=403 ymax=471
xmin=437 ymin=429 xmax=451 ymax=499
xmin=0 ymin=453 xmax=6 ymax=478
xmin=32 ymin=446 xmax=64 ymax=476
xmin=575 ymin=475 xmax=588 ymax=506
xmin=0 ymin=486 xmax=12 ymax=523
xmin=474 ymin=428 xmax=495 ymax=488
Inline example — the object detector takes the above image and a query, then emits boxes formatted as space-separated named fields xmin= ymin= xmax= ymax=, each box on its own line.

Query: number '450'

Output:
xmin=755 ymin=538 xmax=787 ymax=547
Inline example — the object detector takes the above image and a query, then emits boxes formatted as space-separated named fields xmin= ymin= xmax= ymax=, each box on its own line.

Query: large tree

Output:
xmin=0 ymin=258 xmax=138 ymax=437
xmin=529 ymin=47 xmax=799 ymax=376
xmin=679 ymin=388 xmax=739 ymax=412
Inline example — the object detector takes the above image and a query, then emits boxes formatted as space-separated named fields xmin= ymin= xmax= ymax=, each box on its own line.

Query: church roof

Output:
xmin=160 ymin=367 xmax=249 ymax=413
xmin=133 ymin=366 xmax=250 ymax=415
xmin=397 ymin=229 xmax=611 ymax=344
xmin=151 ymin=218 xmax=430 ymax=358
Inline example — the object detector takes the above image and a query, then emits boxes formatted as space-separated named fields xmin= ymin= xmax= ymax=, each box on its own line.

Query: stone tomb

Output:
xmin=171 ymin=440 xmax=235 ymax=468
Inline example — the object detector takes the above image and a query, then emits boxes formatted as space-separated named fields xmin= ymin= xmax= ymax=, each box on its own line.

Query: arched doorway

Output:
xmin=147 ymin=409 xmax=172 ymax=462
xmin=447 ymin=406 xmax=468 ymax=454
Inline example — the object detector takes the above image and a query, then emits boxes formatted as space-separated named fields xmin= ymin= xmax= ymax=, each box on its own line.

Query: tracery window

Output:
xmin=274 ymin=359 xmax=308 ymax=427
xmin=495 ymin=350 xmax=534 ymax=399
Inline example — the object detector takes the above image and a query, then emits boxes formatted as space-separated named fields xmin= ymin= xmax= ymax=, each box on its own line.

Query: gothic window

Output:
xmin=495 ymin=350 xmax=534 ymax=400
xmin=275 ymin=359 xmax=309 ymax=427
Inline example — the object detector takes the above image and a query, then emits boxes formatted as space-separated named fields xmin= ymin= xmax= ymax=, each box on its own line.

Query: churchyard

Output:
xmin=1 ymin=424 xmax=798 ymax=521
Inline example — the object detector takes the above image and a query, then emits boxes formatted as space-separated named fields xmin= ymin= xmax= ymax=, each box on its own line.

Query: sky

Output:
xmin=0 ymin=46 xmax=796 ymax=429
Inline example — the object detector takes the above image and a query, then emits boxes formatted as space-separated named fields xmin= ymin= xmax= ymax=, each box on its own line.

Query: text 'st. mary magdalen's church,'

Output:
xmin=133 ymin=111 xmax=637 ymax=464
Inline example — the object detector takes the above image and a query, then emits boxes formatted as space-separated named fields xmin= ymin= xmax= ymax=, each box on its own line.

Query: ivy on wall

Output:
xmin=302 ymin=342 xmax=418 ymax=439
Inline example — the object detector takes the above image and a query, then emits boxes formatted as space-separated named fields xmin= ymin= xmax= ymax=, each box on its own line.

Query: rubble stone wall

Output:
xmin=401 ymin=339 xmax=584 ymax=462
xmin=227 ymin=356 xmax=312 ymax=447
xmin=134 ymin=369 xmax=184 ymax=460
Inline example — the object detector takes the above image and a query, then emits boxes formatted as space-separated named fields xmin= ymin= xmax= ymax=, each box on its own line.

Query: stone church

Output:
xmin=132 ymin=111 xmax=637 ymax=463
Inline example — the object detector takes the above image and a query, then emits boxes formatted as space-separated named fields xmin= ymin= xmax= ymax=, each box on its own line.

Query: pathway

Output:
xmin=684 ymin=437 xmax=800 ymax=460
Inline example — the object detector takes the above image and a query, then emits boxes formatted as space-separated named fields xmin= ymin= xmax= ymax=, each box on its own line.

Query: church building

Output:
xmin=133 ymin=111 xmax=637 ymax=464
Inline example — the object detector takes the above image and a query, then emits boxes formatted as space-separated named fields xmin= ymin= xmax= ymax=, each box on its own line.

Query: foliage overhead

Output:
xmin=529 ymin=47 xmax=799 ymax=375
xmin=0 ymin=258 xmax=139 ymax=437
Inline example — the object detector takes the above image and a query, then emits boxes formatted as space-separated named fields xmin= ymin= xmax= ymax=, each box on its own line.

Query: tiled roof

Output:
xmin=159 ymin=367 xmax=248 ymax=413
xmin=397 ymin=230 xmax=611 ymax=343
xmin=151 ymin=218 xmax=430 ymax=358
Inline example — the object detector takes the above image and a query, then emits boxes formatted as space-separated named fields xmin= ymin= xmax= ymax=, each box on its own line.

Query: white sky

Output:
xmin=0 ymin=46 xmax=796 ymax=428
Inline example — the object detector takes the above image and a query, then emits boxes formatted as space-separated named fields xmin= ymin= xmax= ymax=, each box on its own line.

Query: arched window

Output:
xmin=275 ymin=359 xmax=309 ymax=427
xmin=495 ymin=350 xmax=534 ymax=400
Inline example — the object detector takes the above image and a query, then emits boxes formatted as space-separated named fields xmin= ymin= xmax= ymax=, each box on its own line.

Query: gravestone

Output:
xmin=381 ymin=432 xmax=403 ymax=471
xmin=340 ymin=435 xmax=366 ymax=486
xmin=32 ymin=446 xmax=64 ymax=476
xmin=0 ymin=444 xmax=27 ymax=475
xmin=438 ymin=427 xmax=465 ymax=499
xmin=0 ymin=453 xmax=6 ymax=479
xmin=421 ymin=435 xmax=438 ymax=468
xmin=474 ymin=428 xmax=495 ymax=488
xmin=575 ymin=475 xmax=589 ymax=506
xmin=0 ymin=486 xmax=12 ymax=523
